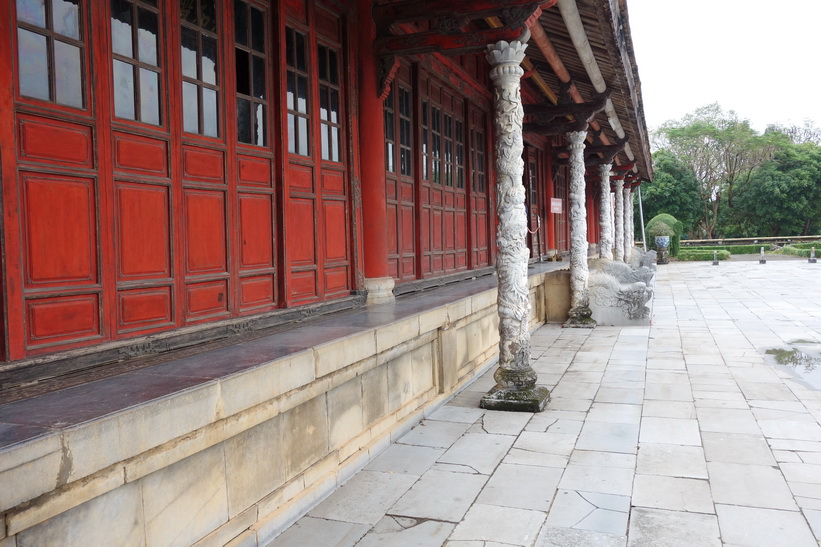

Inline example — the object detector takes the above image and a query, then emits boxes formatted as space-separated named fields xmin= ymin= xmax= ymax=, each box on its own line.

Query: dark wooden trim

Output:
xmin=0 ymin=295 xmax=365 ymax=391
xmin=393 ymin=266 xmax=495 ymax=296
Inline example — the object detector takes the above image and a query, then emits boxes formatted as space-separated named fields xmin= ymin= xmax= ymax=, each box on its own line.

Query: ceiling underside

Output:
xmin=524 ymin=0 xmax=652 ymax=179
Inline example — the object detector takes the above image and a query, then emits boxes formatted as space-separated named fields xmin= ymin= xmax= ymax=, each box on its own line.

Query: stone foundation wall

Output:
xmin=0 ymin=269 xmax=569 ymax=547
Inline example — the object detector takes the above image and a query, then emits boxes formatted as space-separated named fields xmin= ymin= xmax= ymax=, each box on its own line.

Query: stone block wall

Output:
xmin=0 ymin=268 xmax=569 ymax=547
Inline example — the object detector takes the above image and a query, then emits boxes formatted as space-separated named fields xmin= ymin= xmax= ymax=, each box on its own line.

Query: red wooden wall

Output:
xmin=382 ymin=56 xmax=495 ymax=285
xmin=0 ymin=0 xmax=356 ymax=361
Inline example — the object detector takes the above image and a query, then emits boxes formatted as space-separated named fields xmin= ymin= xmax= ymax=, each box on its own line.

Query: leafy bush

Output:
xmin=678 ymin=249 xmax=731 ymax=261
xmin=647 ymin=213 xmax=684 ymax=256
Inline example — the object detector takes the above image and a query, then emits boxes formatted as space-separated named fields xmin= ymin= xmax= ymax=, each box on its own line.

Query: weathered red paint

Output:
xmin=358 ymin=0 xmax=391 ymax=281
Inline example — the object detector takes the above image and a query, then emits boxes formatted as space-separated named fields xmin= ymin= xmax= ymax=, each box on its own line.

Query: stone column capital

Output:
xmin=566 ymin=130 xmax=587 ymax=148
xmin=598 ymin=162 xmax=613 ymax=178
xmin=485 ymin=40 xmax=528 ymax=68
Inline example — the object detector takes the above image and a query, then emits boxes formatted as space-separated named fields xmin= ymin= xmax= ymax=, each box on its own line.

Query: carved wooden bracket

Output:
xmin=377 ymin=55 xmax=400 ymax=101
xmin=522 ymin=90 xmax=611 ymax=138
xmin=524 ymin=89 xmax=611 ymax=122
xmin=554 ymin=135 xmax=628 ymax=166
xmin=373 ymin=0 xmax=558 ymax=97
xmin=524 ymin=119 xmax=588 ymax=136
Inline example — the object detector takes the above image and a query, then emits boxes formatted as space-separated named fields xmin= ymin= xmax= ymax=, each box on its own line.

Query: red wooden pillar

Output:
xmin=586 ymin=182 xmax=597 ymax=244
xmin=358 ymin=0 xmax=394 ymax=303
xmin=545 ymin=144 xmax=556 ymax=251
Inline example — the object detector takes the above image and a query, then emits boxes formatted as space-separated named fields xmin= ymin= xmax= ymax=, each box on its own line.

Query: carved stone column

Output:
xmin=598 ymin=163 xmax=613 ymax=260
xmin=613 ymin=178 xmax=625 ymax=262
xmin=564 ymin=130 xmax=595 ymax=327
xmin=480 ymin=39 xmax=549 ymax=413
xmin=623 ymin=187 xmax=632 ymax=262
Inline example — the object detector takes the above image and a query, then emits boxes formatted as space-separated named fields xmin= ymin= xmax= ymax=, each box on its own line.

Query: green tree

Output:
xmin=655 ymin=104 xmax=774 ymax=238
xmin=730 ymin=141 xmax=821 ymax=236
xmin=636 ymin=149 xmax=701 ymax=237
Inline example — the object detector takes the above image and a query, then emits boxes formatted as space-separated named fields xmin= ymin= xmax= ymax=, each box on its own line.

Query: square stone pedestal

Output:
xmin=480 ymin=385 xmax=550 ymax=413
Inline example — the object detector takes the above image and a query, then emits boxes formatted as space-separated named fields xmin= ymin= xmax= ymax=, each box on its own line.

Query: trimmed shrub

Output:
xmin=789 ymin=242 xmax=821 ymax=250
xmin=647 ymin=213 xmax=684 ymax=256
xmin=678 ymin=249 xmax=731 ymax=261
xmin=680 ymin=244 xmax=761 ymax=255
xmin=778 ymin=245 xmax=813 ymax=257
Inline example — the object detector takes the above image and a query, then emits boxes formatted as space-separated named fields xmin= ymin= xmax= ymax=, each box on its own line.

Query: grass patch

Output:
xmin=677 ymin=249 xmax=731 ymax=261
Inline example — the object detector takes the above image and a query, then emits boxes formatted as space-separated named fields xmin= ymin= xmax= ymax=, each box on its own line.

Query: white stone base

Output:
xmin=0 ymin=268 xmax=568 ymax=547
xmin=364 ymin=276 xmax=395 ymax=305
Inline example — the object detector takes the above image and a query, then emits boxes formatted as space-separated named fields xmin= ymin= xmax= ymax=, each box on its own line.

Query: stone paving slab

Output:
xmin=269 ymin=260 xmax=821 ymax=546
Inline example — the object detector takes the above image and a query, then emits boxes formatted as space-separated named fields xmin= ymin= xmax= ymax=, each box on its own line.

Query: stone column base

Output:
xmin=565 ymin=306 xmax=596 ymax=328
xmin=364 ymin=276 xmax=395 ymax=305
xmin=480 ymin=385 xmax=550 ymax=412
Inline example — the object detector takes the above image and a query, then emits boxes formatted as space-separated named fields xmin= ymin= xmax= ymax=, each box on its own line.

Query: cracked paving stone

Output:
xmin=356 ymin=516 xmax=455 ymax=546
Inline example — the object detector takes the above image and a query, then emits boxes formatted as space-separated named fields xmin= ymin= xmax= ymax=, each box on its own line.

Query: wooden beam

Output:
xmin=374 ymin=0 xmax=558 ymax=28
xmin=374 ymin=26 xmax=529 ymax=57
xmin=553 ymin=136 xmax=628 ymax=163
xmin=612 ymin=162 xmax=636 ymax=172
xmin=523 ymin=119 xmax=588 ymax=136
xmin=524 ymin=90 xmax=610 ymax=120
xmin=555 ymin=150 xmax=626 ymax=167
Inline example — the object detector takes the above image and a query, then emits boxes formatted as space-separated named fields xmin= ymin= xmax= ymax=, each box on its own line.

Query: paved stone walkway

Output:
xmin=270 ymin=258 xmax=821 ymax=546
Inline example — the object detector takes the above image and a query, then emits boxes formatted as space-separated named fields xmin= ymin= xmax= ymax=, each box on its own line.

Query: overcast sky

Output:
xmin=625 ymin=0 xmax=821 ymax=134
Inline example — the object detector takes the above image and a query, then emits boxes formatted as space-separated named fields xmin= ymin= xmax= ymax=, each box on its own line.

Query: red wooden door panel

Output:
xmin=238 ymin=193 xmax=274 ymax=269
xmin=469 ymin=107 xmax=490 ymax=268
xmin=22 ymin=173 xmax=99 ymax=288
xmin=115 ymin=182 xmax=171 ymax=280
xmin=283 ymin=6 xmax=351 ymax=305
xmin=183 ymin=188 xmax=228 ymax=276
xmin=384 ymin=66 xmax=416 ymax=283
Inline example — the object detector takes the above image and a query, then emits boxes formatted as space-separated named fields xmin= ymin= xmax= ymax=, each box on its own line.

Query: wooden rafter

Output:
xmin=373 ymin=0 xmax=557 ymax=97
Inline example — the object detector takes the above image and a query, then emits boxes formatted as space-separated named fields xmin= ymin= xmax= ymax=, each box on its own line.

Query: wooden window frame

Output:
xmin=15 ymin=0 xmax=88 ymax=111
xmin=317 ymin=41 xmax=342 ymax=163
xmin=180 ymin=0 xmax=221 ymax=138
xmin=233 ymin=0 xmax=269 ymax=147
xmin=285 ymin=25 xmax=311 ymax=157
xmin=110 ymin=0 xmax=164 ymax=126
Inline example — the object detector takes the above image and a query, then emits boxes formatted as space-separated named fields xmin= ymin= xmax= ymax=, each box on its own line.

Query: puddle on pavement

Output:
xmin=763 ymin=342 xmax=821 ymax=390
